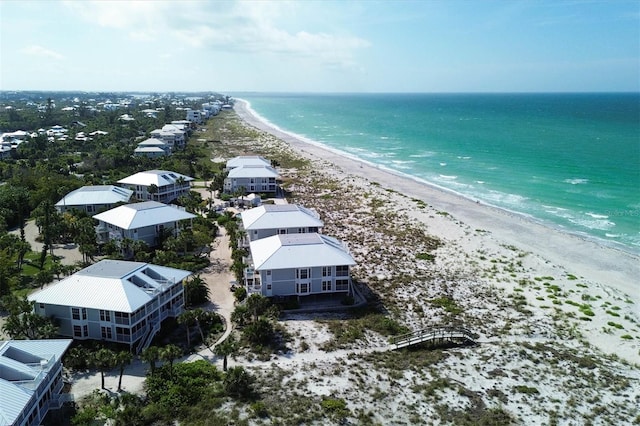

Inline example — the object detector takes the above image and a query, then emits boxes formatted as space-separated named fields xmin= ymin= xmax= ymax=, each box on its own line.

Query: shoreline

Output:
xmin=234 ymin=98 xmax=639 ymax=305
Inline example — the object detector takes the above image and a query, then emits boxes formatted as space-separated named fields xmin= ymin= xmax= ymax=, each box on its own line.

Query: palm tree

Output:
xmin=115 ymin=351 xmax=133 ymax=392
xmin=183 ymin=275 xmax=210 ymax=307
xmin=140 ymin=346 xmax=160 ymax=376
xmin=159 ymin=344 xmax=182 ymax=380
xmin=177 ymin=310 xmax=197 ymax=348
xmin=147 ymin=184 xmax=159 ymax=202
xmin=93 ymin=348 xmax=117 ymax=390
xmin=214 ymin=336 xmax=237 ymax=372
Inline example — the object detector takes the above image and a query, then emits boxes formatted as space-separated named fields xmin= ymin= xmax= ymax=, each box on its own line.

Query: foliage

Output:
xmin=183 ymin=274 xmax=210 ymax=307
xmin=0 ymin=294 xmax=58 ymax=339
xmin=223 ymin=366 xmax=254 ymax=399
xmin=144 ymin=360 xmax=223 ymax=421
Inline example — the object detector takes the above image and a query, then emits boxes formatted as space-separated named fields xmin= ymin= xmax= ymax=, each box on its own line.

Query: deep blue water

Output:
xmin=235 ymin=93 xmax=640 ymax=254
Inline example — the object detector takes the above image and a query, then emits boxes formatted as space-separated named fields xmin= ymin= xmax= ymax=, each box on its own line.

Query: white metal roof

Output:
xmin=137 ymin=138 xmax=167 ymax=147
xmin=227 ymin=165 xmax=278 ymax=179
xmin=55 ymin=185 xmax=133 ymax=207
xmin=241 ymin=204 xmax=323 ymax=231
xmin=0 ymin=339 xmax=72 ymax=426
xmin=92 ymin=201 xmax=196 ymax=229
xmin=28 ymin=260 xmax=190 ymax=312
xmin=226 ymin=155 xmax=271 ymax=169
xmin=249 ymin=233 xmax=355 ymax=271
xmin=117 ymin=170 xmax=194 ymax=187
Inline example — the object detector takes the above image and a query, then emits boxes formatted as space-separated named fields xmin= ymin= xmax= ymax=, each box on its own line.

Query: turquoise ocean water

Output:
xmin=235 ymin=93 xmax=640 ymax=254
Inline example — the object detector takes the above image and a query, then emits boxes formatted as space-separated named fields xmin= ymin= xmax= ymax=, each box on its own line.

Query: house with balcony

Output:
xmin=0 ymin=339 xmax=73 ymax=426
xmin=150 ymin=129 xmax=185 ymax=150
xmin=117 ymin=170 xmax=194 ymax=203
xmin=55 ymin=185 xmax=133 ymax=214
xmin=93 ymin=201 xmax=195 ymax=247
xmin=223 ymin=165 xmax=279 ymax=195
xmin=136 ymin=137 xmax=172 ymax=155
xmin=244 ymin=233 xmax=356 ymax=298
xmin=28 ymin=260 xmax=189 ymax=353
xmin=239 ymin=204 xmax=323 ymax=247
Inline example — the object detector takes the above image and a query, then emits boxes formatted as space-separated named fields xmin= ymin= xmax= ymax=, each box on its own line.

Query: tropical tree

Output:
xmin=1 ymin=295 xmax=58 ymax=339
xmin=115 ymin=351 xmax=133 ymax=392
xmin=223 ymin=366 xmax=253 ymax=399
xmin=159 ymin=344 xmax=182 ymax=380
xmin=92 ymin=348 xmax=117 ymax=390
xmin=183 ymin=275 xmax=210 ymax=307
xmin=75 ymin=216 xmax=98 ymax=263
xmin=177 ymin=309 xmax=197 ymax=348
xmin=147 ymin=184 xmax=159 ymax=202
xmin=214 ymin=336 xmax=237 ymax=372
xmin=140 ymin=346 xmax=160 ymax=376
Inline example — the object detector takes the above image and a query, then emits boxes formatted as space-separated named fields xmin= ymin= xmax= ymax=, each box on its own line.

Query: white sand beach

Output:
xmin=234 ymin=99 xmax=639 ymax=302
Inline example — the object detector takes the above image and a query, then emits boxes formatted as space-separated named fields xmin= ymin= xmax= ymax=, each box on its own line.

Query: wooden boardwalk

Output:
xmin=390 ymin=326 xmax=476 ymax=350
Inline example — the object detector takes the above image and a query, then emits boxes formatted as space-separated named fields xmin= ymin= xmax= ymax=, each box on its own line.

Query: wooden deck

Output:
xmin=390 ymin=326 xmax=476 ymax=350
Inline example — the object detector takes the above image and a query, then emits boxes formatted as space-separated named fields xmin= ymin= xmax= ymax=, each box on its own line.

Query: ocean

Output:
xmin=235 ymin=93 xmax=640 ymax=254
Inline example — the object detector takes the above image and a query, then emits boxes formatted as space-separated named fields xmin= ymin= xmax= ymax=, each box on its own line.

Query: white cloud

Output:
xmin=63 ymin=0 xmax=370 ymax=70
xmin=21 ymin=45 xmax=65 ymax=60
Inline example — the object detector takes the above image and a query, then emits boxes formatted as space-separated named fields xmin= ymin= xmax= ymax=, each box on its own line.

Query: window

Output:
xmin=266 ymin=283 xmax=272 ymax=291
xmin=86 ymin=205 xmax=94 ymax=213
xmin=100 ymin=310 xmax=111 ymax=322
xmin=83 ymin=325 xmax=88 ymax=336
xmin=336 ymin=280 xmax=349 ymax=291
xmin=296 ymin=283 xmax=310 ymax=293
xmin=322 ymin=280 xmax=332 ymax=292
xmin=101 ymin=326 xmax=113 ymax=339
xmin=73 ymin=325 xmax=82 ymax=337
xmin=72 ymin=308 xmax=80 ymax=320
xmin=266 ymin=270 xmax=271 ymax=276
xmin=336 ymin=265 xmax=349 ymax=277
xmin=278 ymin=229 xmax=286 ymax=234
xmin=39 ymin=303 xmax=45 ymax=310
xmin=322 ymin=266 xmax=331 ymax=277
xmin=296 ymin=268 xmax=310 ymax=279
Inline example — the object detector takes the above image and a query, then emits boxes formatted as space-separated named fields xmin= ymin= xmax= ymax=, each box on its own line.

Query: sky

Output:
xmin=0 ymin=0 xmax=638 ymax=93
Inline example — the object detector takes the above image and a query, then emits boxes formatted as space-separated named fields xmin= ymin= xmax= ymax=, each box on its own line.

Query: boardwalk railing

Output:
xmin=390 ymin=326 xmax=476 ymax=350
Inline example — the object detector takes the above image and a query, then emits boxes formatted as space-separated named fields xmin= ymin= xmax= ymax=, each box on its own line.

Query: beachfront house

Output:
xmin=244 ymin=233 xmax=356 ymax=298
xmin=136 ymin=137 xmax=172 ymax=155
xmin=93 ymin=201 xmax=196 ymax=247
xmin=55 ymin=185 xmax=133 ymax=214
xmin=0 ymin=339 xmax=73 ymax=426
xmin=117 ymin=170 xmax=194 ymax=203
xmin=185 ymin=109 xmax=203 ymax=124
xmin=223 ymin=165 xmax=279 ymax=195
xmin=239 ymin=204 xmax=323 ymax=247
xmin=28 ymin=260 xmax=188 ymax=353
xmin=150 ymin=129 xmax=185 ymax=149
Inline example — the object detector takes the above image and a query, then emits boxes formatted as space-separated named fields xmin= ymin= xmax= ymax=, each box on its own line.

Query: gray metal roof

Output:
xmin=241 ymin=204 xmax=323 ymax=231
xmin=92 ymin=201 xmax=196 ymax=229
xmin=0 ymin=339 xmax=72 ymax=426
xmin=28 ymin=260 xmax=191 ymax=312
xmin=55 ymin=185 xmax=133 ymax=207
xmin=249 ymin=233 xmax=355 ymax=271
